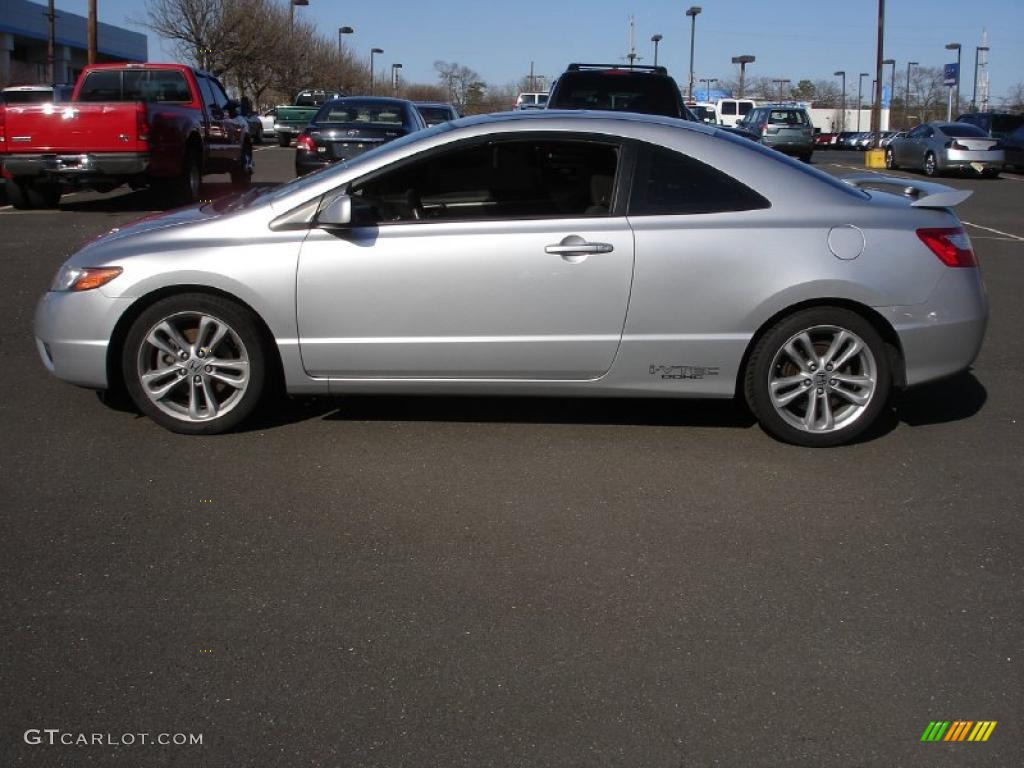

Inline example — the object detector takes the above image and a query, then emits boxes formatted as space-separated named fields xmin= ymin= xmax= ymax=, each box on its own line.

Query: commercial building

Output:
xmin=1 ymin=0 xmax=147 ymax=87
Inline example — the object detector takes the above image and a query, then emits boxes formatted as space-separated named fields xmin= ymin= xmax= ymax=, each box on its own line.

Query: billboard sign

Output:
xmin=943 ymin=63 xmax=959 ymax=86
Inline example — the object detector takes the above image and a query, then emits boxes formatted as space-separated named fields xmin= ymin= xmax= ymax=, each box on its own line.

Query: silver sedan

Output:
xmin=886 ymin=121 xmax=1004 ymax=177
xmin=35 ymin=111 xmax=988 ymax=446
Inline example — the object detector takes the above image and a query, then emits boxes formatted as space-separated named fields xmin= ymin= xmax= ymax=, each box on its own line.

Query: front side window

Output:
xmin=348 ymin=138 xmax=620 ymax=224
xmin=628 ymin=143 xmax=770 ymax=216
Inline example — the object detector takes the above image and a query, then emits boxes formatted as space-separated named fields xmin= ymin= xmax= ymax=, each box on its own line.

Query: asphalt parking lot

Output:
xmin=1 ymin=144 xmax=1021 ymax=766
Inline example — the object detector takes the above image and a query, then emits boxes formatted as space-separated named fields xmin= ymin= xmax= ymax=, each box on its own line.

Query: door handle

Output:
xmin=545 ymin=241 xmax=614 ymax=255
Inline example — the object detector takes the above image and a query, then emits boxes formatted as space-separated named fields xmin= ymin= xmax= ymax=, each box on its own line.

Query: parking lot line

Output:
xmin=962 ymin=221 xmax=1024 ymax=242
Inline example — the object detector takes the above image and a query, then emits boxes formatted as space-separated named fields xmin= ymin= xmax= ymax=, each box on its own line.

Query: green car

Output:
xmin=274 ymin=89 xmax=343 ymax=147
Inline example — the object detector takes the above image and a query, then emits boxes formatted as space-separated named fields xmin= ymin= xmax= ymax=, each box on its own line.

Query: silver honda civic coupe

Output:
xmin=35 ymin=111 xmax=987 ymax=446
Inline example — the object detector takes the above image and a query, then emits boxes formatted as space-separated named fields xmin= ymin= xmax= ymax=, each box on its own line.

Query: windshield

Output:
xmin=316 ymin=101 xmax=405 ymax=125
xmin=940 ymin=123 xmax=988 ymax=138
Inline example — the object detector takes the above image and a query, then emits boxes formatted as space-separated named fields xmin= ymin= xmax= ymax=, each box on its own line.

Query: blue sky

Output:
xmin=55 ymin=0 xmax=1024 ymax=99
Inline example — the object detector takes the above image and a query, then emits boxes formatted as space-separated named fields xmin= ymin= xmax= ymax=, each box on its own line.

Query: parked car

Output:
xmin=514 ymin=92 xmax=548 ymax=110
xmin=687 ymin=104 xmax=716 ymax=124
xmin=35 ymin=111 xmax=986 ymax=447
xmin=997 ymin=123 xmax=1024 ymax=170
xmin=294 ymin=97 xmax=426 ymax=176
xmin=886 ymin=121 xmax=1003 ymax=177
xmin=834 ymin=131 xmax=860 ymax=149
xmin=275 ymin=89 xmax=344 ymax=147
xmin=239 ymin=98 xmax=263 ymax=144
xmin=737 ymin=105 xmax=814 ymax=161
xmin=1 ymin=83 xmax=75 ymax=104
xmin=259 ymin=108 xmax=280 ymax=139
xmin=879 ymin=131 xmax=904 ymax=147
xmin=546 ymin=63 xmax=692 ymax=119
xmin=955 ymin=111 xmax=1024 ymax=141
xmin=715 ymin=98 xmax=757 ymax=128
xmin=1 ymin=63 xmax=253 ymax=208
xmin=813 ymin=132 xmax=836 ymax=147
xmin=413 ymin=101 xmax=460 ymax=126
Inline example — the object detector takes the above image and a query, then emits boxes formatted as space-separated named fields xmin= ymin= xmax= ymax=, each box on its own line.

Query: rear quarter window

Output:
xmin=629 ymin=143 xmax=771 ymax=216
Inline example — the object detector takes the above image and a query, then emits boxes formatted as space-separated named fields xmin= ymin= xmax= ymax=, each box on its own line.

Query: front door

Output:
xmin=296 ymin=136 xmax=635 ymax=380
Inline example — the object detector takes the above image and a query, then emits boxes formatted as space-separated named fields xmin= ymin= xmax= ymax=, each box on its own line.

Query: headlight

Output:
xmin=51 ymin=265 xmax=123 ymax=292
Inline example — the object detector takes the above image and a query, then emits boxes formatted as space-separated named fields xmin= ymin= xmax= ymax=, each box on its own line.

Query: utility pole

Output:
xmin=45 ymin=0 xmax=56 ymax=84
xmin=870 ymin=0 xmax=885 ymax=146
xmin=88 ymin=0 xmax=97 ymax=64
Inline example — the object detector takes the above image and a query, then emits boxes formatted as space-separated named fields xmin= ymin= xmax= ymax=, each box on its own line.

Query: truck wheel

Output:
xmin=277 ymin=133 xmax=290 ymax=148
xmin=165 ymin=148 xmax=202 ymax=206
xmin=29 ymin=183 xmax=62 ymax=208
xmin=230 ymin=142 xmax=254 ymax=187
xmin=5 ymin=179 xmax=34 ymax=210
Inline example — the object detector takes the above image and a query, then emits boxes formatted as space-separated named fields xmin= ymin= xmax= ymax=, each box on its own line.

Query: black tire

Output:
xmin=277 ymin=133 xmax=290 ymax=148
xmin=28 ymin=182 xmax=62 ymax=208
xmin=122 ymin=293 xmax=268 ymax=435
xmin=162 ymin=146 xmax=202 ymax=206
xmin=5 ymin=178 xmax=33 ymax=209
xmin=885 ymin=147 xmax=898 ymax=170
xmin=744 ymin=307 xmax=892 ymax=447
xmin=923 ymin=152 xmax=938 ymax=177
xmin=230 ymin=142 xmax=254 ymax=187
xmin=981 ymin=168 xmax=1000 ymax=179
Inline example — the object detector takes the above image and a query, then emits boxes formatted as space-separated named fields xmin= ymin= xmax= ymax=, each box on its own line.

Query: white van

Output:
xmin=715 ymin=98 xmax=756 ymax=127
xmin=514 ymin=92 xmax=549 ymax=110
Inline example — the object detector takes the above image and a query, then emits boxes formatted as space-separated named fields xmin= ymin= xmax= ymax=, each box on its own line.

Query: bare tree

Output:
xmin=434 ymin=61 xmax=484 ymax=112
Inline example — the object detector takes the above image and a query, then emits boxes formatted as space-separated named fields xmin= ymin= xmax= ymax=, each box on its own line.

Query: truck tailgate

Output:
xmin=3 ymin=103 xmax=147 ymax=153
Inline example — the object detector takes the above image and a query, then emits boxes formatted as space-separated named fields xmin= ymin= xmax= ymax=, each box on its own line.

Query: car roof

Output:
xmin=414 ymin=101 xmax=456 ymax=108
xmin=450 ymin=109 xmax=715 ymax=135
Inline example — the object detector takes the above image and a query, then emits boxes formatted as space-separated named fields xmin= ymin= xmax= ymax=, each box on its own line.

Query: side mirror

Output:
xmin=317 ymin=194 xmax=352 ymax=228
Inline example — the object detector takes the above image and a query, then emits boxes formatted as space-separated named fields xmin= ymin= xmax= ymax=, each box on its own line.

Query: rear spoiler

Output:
xmin=841 ymin=175 xmax=972 ymax=208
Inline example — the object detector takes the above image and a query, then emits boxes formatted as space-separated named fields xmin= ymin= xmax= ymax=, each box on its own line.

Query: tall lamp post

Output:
xmin=290 ymin=0 xmax=309 ymax=29
xmin=882 ymin=58 xmax=895 ymax=130
xmin=391 ymin=63 xmax=402 ymax=95
xmin=869 ymin=0 xmax=885 ymax=144
xmin=945 ymin=42 xmax=961 ymax=119
xmin=905 ymin=61 xmax=917 ymax=128
xmin=685 ymin=7 xmax=701 ymax=102
xmin=857 ymin=72 xmax=869 ymax=131
xmin=731 ymin=55 xmax=755 ymax=98
xmin=369 ymin=47 xmax=383 ymax=95
xmin=699 ymin=78 xmax=717 ymax=101
xmin=651 ymin=34 xmax=663 ymax=68
xmin=337 ymin=26 xmax=353 ymax=57
xmin=971 ymin=45 xmax=989 ymax=111
xmin=834 ymin=70 xmax=846 ymax=132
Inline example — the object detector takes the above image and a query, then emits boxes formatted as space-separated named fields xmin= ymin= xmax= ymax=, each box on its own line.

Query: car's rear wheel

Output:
xmin=5 ymin=178 xmax=33 ymax=209
xmin=923 ymin=152 xmax=938 ymax=177
xmin=744 ymin=307 xmax=891 ymax=447
xmin=885 ymin=147 xmax=898 ymax=169
xmin=122 ymin=294 xmax=267 ymax=434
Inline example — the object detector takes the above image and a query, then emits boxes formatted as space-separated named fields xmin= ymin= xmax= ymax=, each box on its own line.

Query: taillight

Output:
xmin=916 ymin=227 xmax=977 ymax=267
xmin=136 ymin=107 xmax=150 ymax=143
xmin=296 ymin=133 xmax=317 ymax=152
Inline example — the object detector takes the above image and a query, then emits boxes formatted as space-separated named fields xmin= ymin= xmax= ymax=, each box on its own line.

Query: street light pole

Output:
xmin=731 ymin=55 xmax=755 ymax=99
xmin=857 ymin=72 xmax=869 ymax=131
xmin=290 ymin=0 xmax=309 ymax=30
xmin=945 ymin=42 xmax=961 ymax=119
xmin=834 ymin=71 xmax=846 ymax=132
xmin=905 ymin=61 xmax=917 ymax=128
xmin=651 ymin=34 xmax=662 ymax=68
xmin=699 ymin=78 xmax=717 ymax=101
xmin=771 ymin=78 xmax=790 ymax=102
xmin=972 ymin=45 xmax=989 ymax=111
xmin=685 ymin=7 xmax=701 ymax=102
xmin=337 ymin=26 xmax=353 ymax=58
xmin=870 ymin=0 xmax=885 ymax=144
xmin=369 ymin=48 xmax=383 ymax=95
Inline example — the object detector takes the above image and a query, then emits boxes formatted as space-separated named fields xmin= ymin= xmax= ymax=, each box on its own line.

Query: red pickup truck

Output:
xmin=0 ymin=63 xmax=253 ymax=209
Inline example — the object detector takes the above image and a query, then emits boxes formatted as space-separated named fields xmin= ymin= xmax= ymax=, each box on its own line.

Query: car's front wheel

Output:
xmin=122 ymin=294 xmax=267 ymax=434
xmin=744 ymin=307 xmax=892 ymax=447
xmin=885 ymin=147 xmax=898 ymax=169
